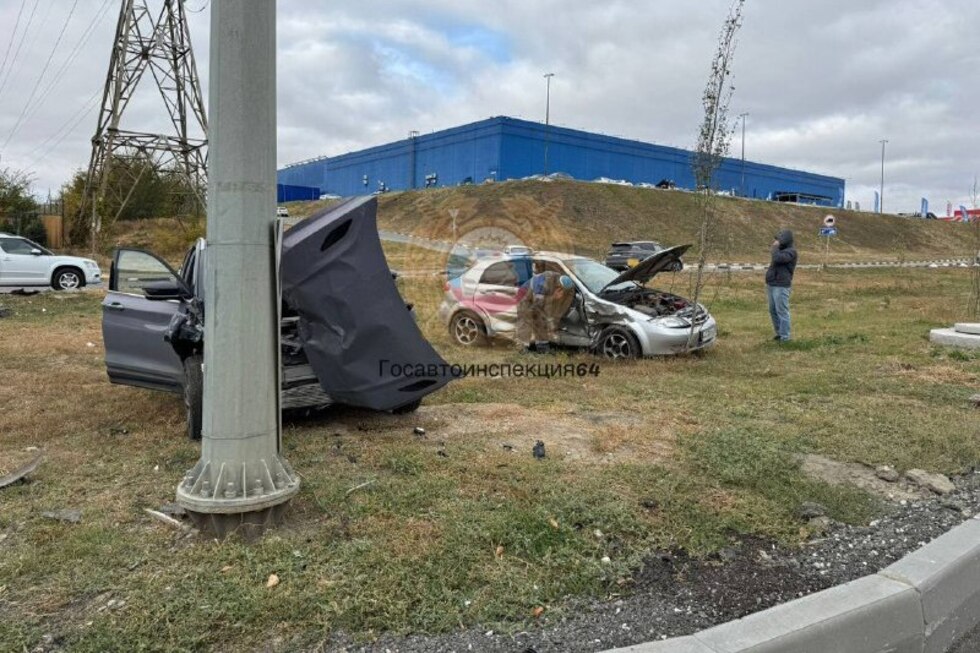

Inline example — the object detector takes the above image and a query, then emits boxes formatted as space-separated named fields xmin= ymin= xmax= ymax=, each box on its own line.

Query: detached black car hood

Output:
xmin=280 ymin=196 xmax=452 ymax=411
xmin=601 ymin=244 xmax=691 ymax=291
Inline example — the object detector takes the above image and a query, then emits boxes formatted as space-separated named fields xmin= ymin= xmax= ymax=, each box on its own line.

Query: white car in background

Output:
xmin=0 ymin=233 xmax=102 ymax=290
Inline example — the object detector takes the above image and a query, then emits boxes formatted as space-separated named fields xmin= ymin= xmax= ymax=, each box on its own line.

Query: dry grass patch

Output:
xmin=1 ymin=268 xmax=978 ymax=649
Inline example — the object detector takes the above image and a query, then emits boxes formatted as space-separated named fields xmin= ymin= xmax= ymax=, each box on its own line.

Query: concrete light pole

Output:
xmin=176 ymin=0 xmax=298 ymax=537
xmin=879 ymin=139 xmax=888 ymax=214
xmin=543 ymin=72 xmax=555 ymax=174
xmin=738 ymin=112 xmax=748 ymax=196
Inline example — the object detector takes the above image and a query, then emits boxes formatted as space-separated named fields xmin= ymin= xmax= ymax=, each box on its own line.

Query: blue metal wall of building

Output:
xmin=277 ymin=183 xmax=321 ymax=203
xmin=278 ymin=117 xmax=844 ymax=207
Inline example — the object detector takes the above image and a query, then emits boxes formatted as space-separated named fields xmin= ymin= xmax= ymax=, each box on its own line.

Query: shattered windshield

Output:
xmin=567 ymin=258 xmax=635 ymax=293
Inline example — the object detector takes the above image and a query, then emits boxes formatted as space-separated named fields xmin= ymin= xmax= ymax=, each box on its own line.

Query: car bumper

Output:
xmin=635 ymin=315 xmax=717 ymax=355
xmin=437 ymin=298 xmax=455 ymax=325
xmin=85 ymin=269 xmax=102 ymax=284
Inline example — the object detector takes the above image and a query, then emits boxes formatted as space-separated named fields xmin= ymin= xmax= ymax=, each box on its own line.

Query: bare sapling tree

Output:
xmin=688 ymin=0 xmax=746 ymax=346
xmin=970 ymin=175 xmax=980 ymax=319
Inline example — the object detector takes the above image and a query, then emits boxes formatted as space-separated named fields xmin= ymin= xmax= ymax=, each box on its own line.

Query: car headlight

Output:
xmin=84 ymin=261 xmax=99 ymax=270
xmin=659 ymin=316 xmax=688 ymax=328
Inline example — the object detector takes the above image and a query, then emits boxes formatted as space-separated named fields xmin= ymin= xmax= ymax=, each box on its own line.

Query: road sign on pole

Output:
xmin=819 ymin=224 xmax=837 ymax=270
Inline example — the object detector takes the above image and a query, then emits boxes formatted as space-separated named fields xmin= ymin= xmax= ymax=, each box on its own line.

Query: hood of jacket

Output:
xmin=775 ymin=229 xmax=794 ymax=249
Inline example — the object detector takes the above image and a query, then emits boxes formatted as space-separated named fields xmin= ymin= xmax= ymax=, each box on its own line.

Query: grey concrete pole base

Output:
xmin=176 ymin=455 xmax=299 ymax=538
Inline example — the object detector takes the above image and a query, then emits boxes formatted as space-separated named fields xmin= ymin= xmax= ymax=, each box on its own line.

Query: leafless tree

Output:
xmin=688 ymin=0 xmax=746 ymax=346
xmin=970 ymin=175 xmax=979 ymax=319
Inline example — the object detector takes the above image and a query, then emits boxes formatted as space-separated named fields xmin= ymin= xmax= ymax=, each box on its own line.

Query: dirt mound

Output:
xmin=309 ymin=401 xmax=676 ymax=464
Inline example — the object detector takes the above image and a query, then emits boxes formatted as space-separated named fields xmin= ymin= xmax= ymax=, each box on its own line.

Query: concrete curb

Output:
xmin=603 ymin=515 xmax=980 ymax=653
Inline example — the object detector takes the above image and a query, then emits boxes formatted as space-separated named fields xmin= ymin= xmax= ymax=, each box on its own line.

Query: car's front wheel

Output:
xmin=597 ymin=327 xmax=641 ymax=360
xmin=183 ymin=354 xmax=203 ymax=441
xmin=52 ymin=267 xmax=83 ymax=290
xmin=449 ymin=311 xmax=487 ymax=346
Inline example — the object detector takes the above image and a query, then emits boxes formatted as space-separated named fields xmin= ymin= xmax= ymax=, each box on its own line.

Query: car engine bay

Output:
xmin=600 ymin=286 xmax=692 ymax=317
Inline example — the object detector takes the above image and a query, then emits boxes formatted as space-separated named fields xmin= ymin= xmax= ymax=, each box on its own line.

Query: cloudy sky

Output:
xmin=0 ymin=0 xmax=977 ymax=213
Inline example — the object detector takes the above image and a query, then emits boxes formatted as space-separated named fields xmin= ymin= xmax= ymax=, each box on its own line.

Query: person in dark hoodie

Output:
xmin=766 ymin=229 xmax=797 ymax=341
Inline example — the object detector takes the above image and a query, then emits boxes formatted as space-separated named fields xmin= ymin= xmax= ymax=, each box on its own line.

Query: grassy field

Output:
xmin=1 ymin=264 xmax=978 ymax=651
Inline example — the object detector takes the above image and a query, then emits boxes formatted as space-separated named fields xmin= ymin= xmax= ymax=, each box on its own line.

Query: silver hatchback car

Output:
xmin=438 ymin=246 xmax=717 ymax=358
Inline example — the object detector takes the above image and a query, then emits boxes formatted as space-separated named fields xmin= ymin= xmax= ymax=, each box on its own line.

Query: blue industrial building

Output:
xmin=277 ymin=116 xmax=844 ymax=207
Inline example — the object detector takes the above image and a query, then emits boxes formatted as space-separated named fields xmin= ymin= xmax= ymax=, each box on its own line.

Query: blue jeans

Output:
xmin=767 ymin=285 xmax=791 ymax=340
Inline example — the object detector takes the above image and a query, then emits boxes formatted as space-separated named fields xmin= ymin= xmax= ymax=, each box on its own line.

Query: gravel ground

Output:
xmin=322 ymin=471 xmax=980 ymax=653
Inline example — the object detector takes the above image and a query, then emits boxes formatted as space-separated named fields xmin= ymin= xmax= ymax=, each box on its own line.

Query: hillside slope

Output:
xmin=370 ymin=180 xmax=974 ymax=263
xmin=113 ymin=180 xmax=975 ymax=264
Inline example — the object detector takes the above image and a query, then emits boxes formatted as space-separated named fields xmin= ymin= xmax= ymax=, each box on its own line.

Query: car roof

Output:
xmin=466 ymin=250 xmax=587 ymax=270
xmin=611 ymin=240 xmax=662 ymax=247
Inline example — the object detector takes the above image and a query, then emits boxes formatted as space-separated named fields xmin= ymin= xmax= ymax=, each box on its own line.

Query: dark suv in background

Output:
xmin=604 ymin=241 xmax=684 ymax=272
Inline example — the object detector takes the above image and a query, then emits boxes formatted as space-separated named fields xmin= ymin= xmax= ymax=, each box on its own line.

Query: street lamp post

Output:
xmin=543 ymin=72 xmax=555 ymax=175
xmin=738 ymin=112 xmax=748 ymax=197
xmin=879 ymin=139 xmax=888 ymax=214
xmin=544 ymin=72 xmax=555 ymax=125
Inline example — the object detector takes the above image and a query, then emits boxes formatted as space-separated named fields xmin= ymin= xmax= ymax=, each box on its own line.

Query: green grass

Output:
xmin=0 ymin=266 xmax=978 ymax=650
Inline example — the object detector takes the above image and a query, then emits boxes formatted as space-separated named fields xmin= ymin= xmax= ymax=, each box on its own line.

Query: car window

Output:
xmin=532 ymin=259 xmax=564 ymax=276
xmin=479 ymin=261 xmax=520 ymax=286
xmin=637 ymin=242 xmax=663 ymax=251
xmin=567 ymin=258 xmax=627 ymax=293
xmin=0 ymin=237 xmax=48 ymax=255
xmin=179 ymin=247 xmax=196 ymax=287
xmin=114 ymin=250 xmax=179 ymax=296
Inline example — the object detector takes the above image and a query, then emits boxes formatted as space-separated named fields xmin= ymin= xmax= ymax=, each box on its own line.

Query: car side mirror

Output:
xmin=143 ymin=280 xmax=191 ymax=301
xmin=30 ymin=248 xmax=42 ymax=256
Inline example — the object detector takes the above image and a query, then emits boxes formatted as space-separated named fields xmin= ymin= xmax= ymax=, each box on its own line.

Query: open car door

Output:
xmin=101 ymin=249 xmax=187 ymax=392
xmin=280 ymin=196 xmax=453 ymax=411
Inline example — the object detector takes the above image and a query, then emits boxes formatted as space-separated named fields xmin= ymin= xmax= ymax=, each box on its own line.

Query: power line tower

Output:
xmin=78 ymin=0 xmax=207 ymax=250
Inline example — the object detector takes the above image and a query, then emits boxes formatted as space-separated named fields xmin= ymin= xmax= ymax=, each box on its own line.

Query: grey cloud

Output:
xmin=0 ymin=0 xmax=977 ymax=212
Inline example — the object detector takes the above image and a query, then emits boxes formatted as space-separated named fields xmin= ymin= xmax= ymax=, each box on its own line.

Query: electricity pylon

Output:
xmin=79 ymin=0 xmax=207 ymax=250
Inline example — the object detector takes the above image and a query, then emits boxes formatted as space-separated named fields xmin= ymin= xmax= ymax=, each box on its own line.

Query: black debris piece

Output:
xmin=533 ymin=440 xmax=546 ymax=459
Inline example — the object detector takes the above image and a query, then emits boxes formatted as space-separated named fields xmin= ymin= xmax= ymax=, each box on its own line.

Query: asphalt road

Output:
xmin=950 ymin=622 xmax=980 ymax=652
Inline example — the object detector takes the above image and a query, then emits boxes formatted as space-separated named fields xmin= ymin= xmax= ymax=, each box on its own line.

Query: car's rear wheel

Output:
xmin=52 ymin=267 xmax=83 ymax=290
xmin=183 ymin=354 xmax=203 ymax=441
xmin=449 ymin=312 xmax=486 ymax=346
xmin=597 ymin=327 xmax=641 ymax=360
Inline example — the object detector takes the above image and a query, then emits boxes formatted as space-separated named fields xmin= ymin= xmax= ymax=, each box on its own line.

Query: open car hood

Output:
xmin=601 ymin=244 xmax=691 ymax=291
xmin=279 ymin=196 xmax=453 ymax=411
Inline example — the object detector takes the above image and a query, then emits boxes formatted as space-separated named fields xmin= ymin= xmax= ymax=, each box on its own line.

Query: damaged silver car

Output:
xmin=102 ymin=196 xmax=452 ymax=439
xmin=438 ymin=245 xmax=717 ymax=358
